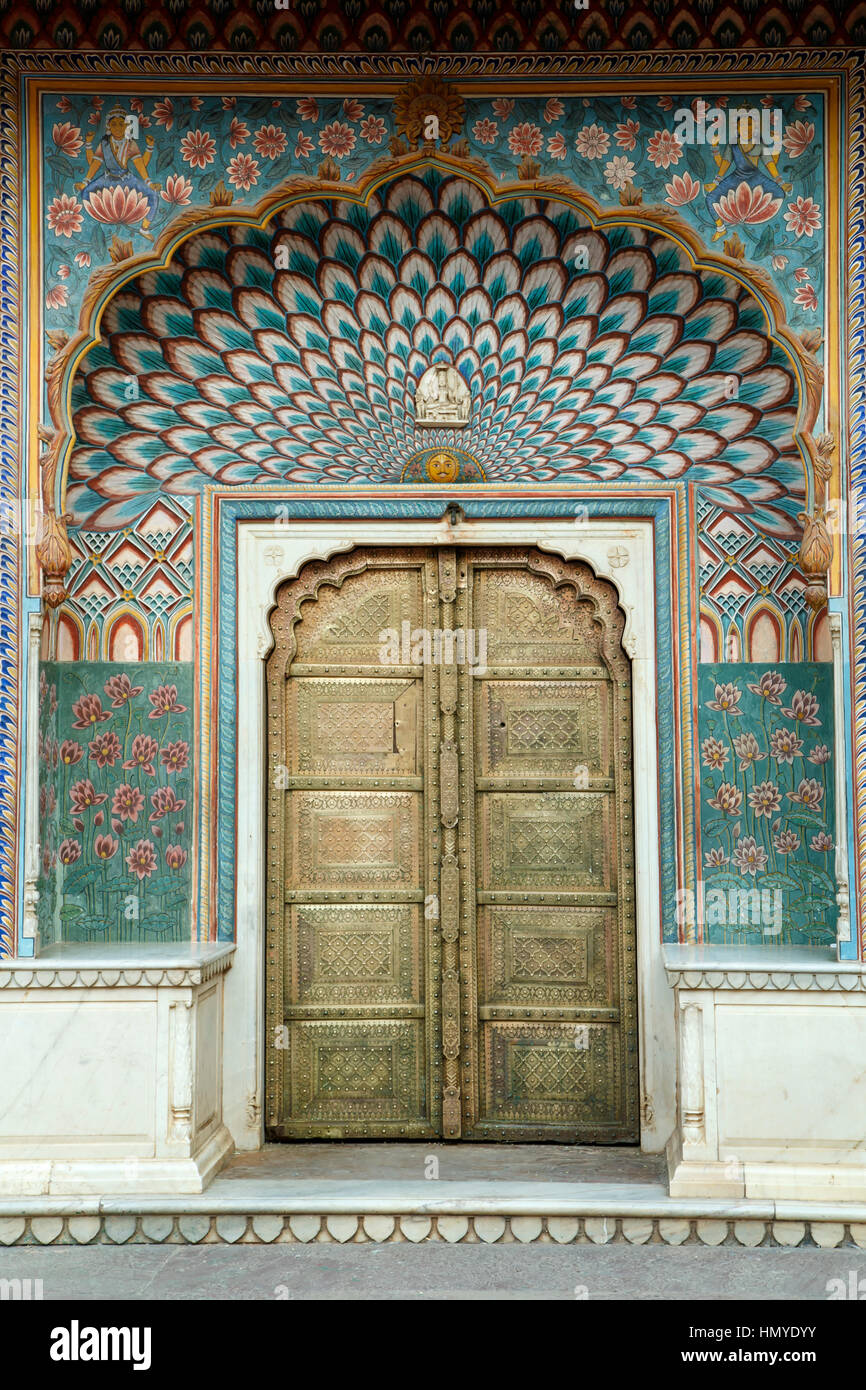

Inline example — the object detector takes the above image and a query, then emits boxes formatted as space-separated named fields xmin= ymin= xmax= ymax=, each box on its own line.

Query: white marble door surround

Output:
xmin=231 ymin=515 xmax=673 ymax=1152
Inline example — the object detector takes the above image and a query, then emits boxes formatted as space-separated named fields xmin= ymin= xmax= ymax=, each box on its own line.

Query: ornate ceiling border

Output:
xmin=1 ymin=48 xmax=861 ymax=78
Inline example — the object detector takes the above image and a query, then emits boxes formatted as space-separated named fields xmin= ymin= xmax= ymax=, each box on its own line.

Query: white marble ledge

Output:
xmin=0 ymin=1181 xmax=777 ymax=1220
xmin=663 ymin=943 xmax=864 ymax=992
xmin=0 ymin=942 xmax=236 ymax=990
xmin=8 ymin=1182 xmax=866 ymax=1222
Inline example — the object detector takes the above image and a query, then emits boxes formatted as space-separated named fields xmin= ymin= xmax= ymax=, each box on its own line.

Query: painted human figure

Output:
xmin=75 ymin=105 xmax=160 ymax=241
xmin=704 ymin=134 xmax=791 ymax=242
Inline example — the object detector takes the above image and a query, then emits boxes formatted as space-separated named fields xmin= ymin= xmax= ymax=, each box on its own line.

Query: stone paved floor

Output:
xmin=3 ymin=1243 xmax=864 ymax=1299
xmin=220 ymin=1142 xmax=666 ymax=1185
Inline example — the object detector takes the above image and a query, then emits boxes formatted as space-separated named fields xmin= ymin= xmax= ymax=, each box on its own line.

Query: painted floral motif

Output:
xmin=700 ymin=663 xmax=836 ymax=946
xmin=701 ymin=737 xmax=728 ymax=771
xmin=732 ymin=836 xmax=767 ymax=876
xmin=664 ymin=171 xmax=700 ymax=206
xmin=46 ymin=193 xmax=83 ymax=238
xmin=712 ymin=181 xmax=782 ymax=225
xmin=708 ymin=781 xmax=743 ymax=815
xmin=646 ymin=128 xmax=682 ymax=169
xmin=784 ymin=195 xmax=822 ymax=238
xmin=748 ymin=780 xmax=783 ymax=817
xmin=770 ymin=727 xmax=803 ymax=763
xmin=84 ymin=186 xmax=151 ymax=226
xmin=508 ymin=122 xmax=543 ymax=157
xmin=253 ymin=125 xmax=287 ymax=160
xmin=733 ymin=732 xmax=763 ymax=770
xmin=37 ymin=663 xmax=192 ymax=944
xmin=575 ymin=123 xmax=610 ymax=159
xmin=179 ymin=129 xmax=216 ymax=169
xmin=707 ymin=683 xmax=743 ymax=716
xmin=782 ymin=690 xmax=821 ymax=725
xmin=161 ymin=174 xmax=193 ymax=205
xmin=227 ymin=154 xmax=260 ymax=191
xmin=747 ymin=670 xmax=787 ymax=704
xmin=123 ymin=734 xmax=160 ymax=776
xmin=104 ymin=673 xmax=143 ymax=706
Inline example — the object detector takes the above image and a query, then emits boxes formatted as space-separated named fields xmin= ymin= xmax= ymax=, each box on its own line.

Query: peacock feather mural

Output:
xmin=68 ymin=170 xmax=804 ymax=538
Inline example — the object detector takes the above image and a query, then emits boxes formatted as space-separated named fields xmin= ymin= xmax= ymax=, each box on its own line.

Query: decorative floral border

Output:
xmin=41 ymin=89 xmax=825 ymax=347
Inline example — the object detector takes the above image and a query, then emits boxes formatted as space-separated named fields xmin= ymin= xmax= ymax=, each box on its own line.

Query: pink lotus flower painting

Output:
xmin=37 ymin=664 xmax=192 ymax=945
xmin=700 ymin=665 xmax=835 ymax=946
xmin=84 ymin=186 xmax=151 ymax=225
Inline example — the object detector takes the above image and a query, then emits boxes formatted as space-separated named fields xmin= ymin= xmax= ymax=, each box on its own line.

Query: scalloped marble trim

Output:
xmin=1 ymin=1212 xmax=865 ymax=1248
xmin=0 ymin=965 xmax=229 ymax=989
xmin=664 ymin=969 xmax=865 ymax=992
xmin=0 ymin=951 xmax=235 ymax=989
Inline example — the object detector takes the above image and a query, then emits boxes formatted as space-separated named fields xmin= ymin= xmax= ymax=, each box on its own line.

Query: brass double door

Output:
xmin=265 ymin=546 xmax=638 ymax=1142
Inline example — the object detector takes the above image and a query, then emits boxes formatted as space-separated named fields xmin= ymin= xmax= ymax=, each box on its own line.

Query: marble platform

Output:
xmin=2 ymin=1144 xmax=866 ymax=1248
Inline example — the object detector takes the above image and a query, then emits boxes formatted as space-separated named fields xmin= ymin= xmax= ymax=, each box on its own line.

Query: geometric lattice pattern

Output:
xmin=698 ymin=500 xmax=818 ymax=661
xmin=511 ymin=819 xmax=581 ymax=869
xmin=513 ymin=1045 xmax=586 ymax=1099
xmin=318 ymin=1046 xmax=393 ymax=1096
xmin=319 ymin=931 xmax=392 ymax=979
xmin=511 ymin=933 xmax=582 ymax=981
xmin=52 ymin=496 xmax=193 ymax=662
xmin=509 ymin=710 xmax=582 ymax=751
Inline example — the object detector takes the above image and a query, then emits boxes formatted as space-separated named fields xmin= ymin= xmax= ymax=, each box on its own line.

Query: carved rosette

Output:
xmin=393 ymin=76 xmax=465 ymax=149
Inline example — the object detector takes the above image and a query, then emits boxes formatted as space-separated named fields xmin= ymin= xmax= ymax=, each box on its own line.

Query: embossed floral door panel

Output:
xmin=266 ymin=547 xmax=637 ymax=1142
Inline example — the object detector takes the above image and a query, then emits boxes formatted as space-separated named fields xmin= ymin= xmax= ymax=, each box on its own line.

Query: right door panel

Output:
xmin=460 ymin=548 xmax=639 ymax=1142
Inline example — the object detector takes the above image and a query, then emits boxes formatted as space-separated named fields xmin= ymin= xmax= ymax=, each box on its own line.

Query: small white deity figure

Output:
xmin=416 ymin=364 xmax=470 ymax=427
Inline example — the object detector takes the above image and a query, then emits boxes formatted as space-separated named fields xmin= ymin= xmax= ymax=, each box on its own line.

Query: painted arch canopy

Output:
xmin=68 ymin=170 xmax=803 ymax=536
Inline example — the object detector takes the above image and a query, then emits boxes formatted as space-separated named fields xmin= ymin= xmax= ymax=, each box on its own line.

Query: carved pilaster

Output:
xmin=680 ymin=1003 xmax=705 ymax=1147
xmin=829 ymin=613 xmax=852 ymax=953
xmin=22 ymin=613 xmax=44 ymax=945
xmin=169 ymin=1000 xmax=194 ymax=1143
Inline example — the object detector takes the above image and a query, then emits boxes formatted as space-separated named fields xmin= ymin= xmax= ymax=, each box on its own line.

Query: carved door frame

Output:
xmin=228 ymin=514 xmax=673 ymax=1152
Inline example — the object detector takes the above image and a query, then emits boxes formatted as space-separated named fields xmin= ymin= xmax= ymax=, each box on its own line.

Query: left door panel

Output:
xmin=266 ymin=551 xmax=440 ymax=1139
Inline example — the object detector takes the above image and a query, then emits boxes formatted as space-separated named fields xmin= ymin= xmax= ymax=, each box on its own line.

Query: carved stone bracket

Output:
xmin=797 ymin=504 xmax=833 ymax=611
xmin=35 ymin=505 xmax=74 ymax=609
xmin=35 ymin=351 xmax=74 ymax=608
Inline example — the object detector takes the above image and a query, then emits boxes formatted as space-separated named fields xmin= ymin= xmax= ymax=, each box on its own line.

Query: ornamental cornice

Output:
xmin=0 ymin=950 xmax=234 ymax=990
xmin=2 ymin=49 xmax=861 ymax=79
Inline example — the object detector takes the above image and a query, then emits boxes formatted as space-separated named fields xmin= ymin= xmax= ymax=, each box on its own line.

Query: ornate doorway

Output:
xmin=265 ymin=545 xmax=637 ymax=1142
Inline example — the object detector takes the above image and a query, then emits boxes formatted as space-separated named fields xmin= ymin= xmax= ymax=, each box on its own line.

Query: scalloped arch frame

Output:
xmin=45 ymin=151 xmax=824 ymax=518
